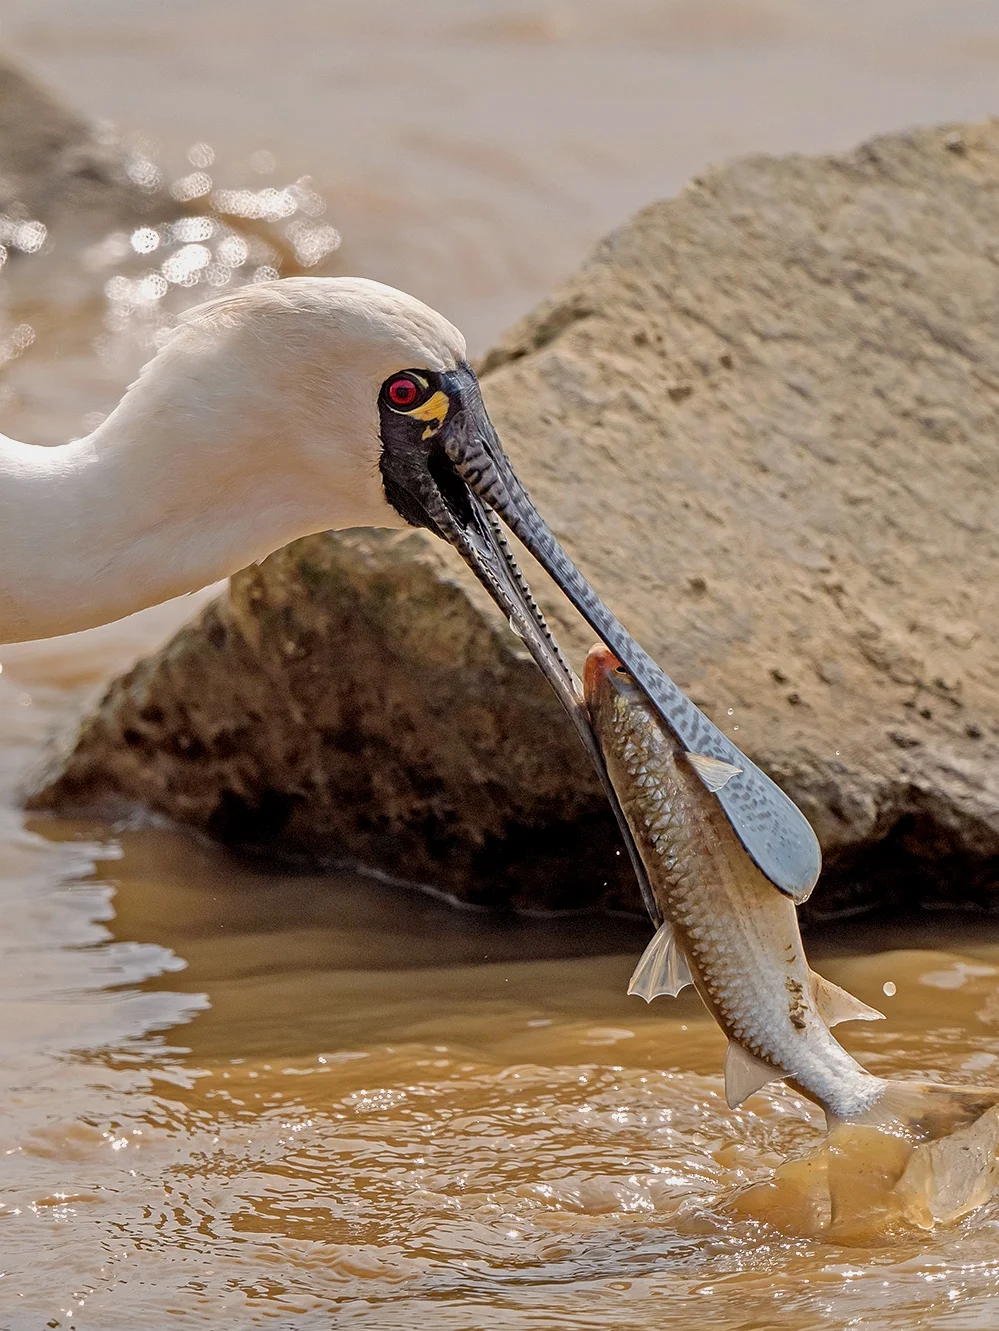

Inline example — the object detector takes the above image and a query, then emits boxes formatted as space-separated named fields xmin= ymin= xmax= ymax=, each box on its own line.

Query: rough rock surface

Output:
xmin=30 ymin=120 xmax=999 ymax=918
xmin=31 ymin=531 xmax=613 ymax=912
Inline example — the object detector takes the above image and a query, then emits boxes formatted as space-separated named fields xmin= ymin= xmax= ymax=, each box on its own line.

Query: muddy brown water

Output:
xmin=4 ymin=1 xmax=999 ymax=1326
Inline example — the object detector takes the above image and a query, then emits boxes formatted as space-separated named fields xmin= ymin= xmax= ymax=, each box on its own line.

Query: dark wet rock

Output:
xmin=30 ymin=119 xmax=999 ymax=918
xmin=28 ymin=531 xmax=619 ymax=912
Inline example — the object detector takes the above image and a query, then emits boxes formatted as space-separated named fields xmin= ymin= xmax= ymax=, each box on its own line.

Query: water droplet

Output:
xmin=170 ymin=216 xmax=215 ymax=243
xmin=216 ymin=235 xmax=249 ymax=268
xmin=170 ymin=171 xmax=212 ymax=203
xmin=883 ymin=981 xmax=896 ymax=997
xmin=161 ymin=244 xmax=212 ymax=284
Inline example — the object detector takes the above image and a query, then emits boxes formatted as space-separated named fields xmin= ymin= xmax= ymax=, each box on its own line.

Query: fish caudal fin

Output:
xmin=627 ymin=921 xmax=693 ymax=1002
xmin=849 ymin=1081 xmax=999 ymax=1142
xmin=809 ymin=972 xmax=884 ymax=1027
xmin=895 ymin=1105 xmax=999 ymax=1228
xmin=724 ymin=1041 xmax=782 ymax=1109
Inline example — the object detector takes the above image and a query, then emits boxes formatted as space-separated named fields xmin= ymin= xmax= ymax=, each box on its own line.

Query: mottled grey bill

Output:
xmin=432 ymin=483 xmax=662 ymax=926
xmin=444 ymin=371 xmax=822 ymax=904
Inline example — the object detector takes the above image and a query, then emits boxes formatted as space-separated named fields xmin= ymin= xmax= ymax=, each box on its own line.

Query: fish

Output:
xmin=584 ymin=644 xmax=999 ymax=1140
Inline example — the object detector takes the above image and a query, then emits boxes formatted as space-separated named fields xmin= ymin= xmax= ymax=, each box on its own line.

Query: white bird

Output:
xmin=0 ymin=278 xmax=459 ymax=643
xmin=0 ymin=275 xmax=819 ymax=899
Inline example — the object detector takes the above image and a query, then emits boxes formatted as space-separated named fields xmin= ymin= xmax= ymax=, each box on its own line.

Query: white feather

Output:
xmin=0 ymin=278 xmax=466 ymax=645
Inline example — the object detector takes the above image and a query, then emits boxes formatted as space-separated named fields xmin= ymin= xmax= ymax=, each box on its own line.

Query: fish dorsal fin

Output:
xmin=627 ymin=922 xmax=694 ymax=1002
xmin=724 ymin=1041 xmax=782 ymax=1109
xmin=810 ymin=971 xmax=884 ymax=1027
xmin=685 ymin=751 xmax=744 ymax=793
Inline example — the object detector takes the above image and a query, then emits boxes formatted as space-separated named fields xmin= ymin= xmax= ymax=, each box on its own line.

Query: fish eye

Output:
xmin=615 ymin=665 xmax=628 ymax=675
xmin=384 ymin=373 xmax=429 ymax=411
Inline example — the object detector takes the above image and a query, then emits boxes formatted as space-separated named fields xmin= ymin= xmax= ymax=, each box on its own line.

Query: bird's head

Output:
xmin=306 ymin=277 xmax=636 ymax=718
xmin=181 ymin=275 xmax=641 ymax=714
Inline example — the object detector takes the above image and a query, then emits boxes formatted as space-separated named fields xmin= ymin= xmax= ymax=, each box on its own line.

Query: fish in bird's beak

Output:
xmin=377 ymin=361 xmax=821 ymax=904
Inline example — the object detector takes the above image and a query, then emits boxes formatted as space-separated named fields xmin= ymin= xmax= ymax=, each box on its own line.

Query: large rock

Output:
xmin=30 ymin=120 xmax=999 ymax=918
xmin=30 ymin=531 xmax=615 ymax=912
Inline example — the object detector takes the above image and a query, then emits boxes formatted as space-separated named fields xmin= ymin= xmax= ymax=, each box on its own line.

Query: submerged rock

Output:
xmin=30 ymin=120 xmax=999 ymax=915
xmin=0 ymin=55 xmax=185 ymax=432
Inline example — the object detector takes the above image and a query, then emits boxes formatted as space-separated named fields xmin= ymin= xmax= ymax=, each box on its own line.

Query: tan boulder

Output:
xmin=30 ymin=120 xmax=999 ymax=918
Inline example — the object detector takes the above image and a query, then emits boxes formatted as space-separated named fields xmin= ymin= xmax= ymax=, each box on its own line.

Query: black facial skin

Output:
xmin=378 ymin=365 xmax=475 ymax=538
xmin=375 ymin=360 xmax=822 ymax=906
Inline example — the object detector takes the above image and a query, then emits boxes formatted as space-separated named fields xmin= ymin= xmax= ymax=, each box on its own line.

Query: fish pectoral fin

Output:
xmin=810 ymin=971 xmax=885 ymax=1027
xmin=627 ymin=921 xmax=694 ymax=1002
xmin=685 ymin=751 xmax=744 ymax=793
xmin=724 ymin=1042 xmax=782 ymax=1109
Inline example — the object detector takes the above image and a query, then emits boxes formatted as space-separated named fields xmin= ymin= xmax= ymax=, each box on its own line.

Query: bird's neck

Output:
xmin=0 ymin=379 xmax=338 ymax=644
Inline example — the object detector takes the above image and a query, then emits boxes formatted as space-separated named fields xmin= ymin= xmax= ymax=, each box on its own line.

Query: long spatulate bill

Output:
xmin=443 ymin=374 xmax=821 ymax=903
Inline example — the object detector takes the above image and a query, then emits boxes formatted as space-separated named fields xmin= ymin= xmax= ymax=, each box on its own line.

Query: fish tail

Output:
xmin=844 ymin=1080 xmax=999 ymax=1141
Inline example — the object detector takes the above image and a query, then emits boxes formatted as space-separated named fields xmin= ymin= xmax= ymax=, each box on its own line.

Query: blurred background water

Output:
xmin=8 ymin=0 xmax=999 ymax=351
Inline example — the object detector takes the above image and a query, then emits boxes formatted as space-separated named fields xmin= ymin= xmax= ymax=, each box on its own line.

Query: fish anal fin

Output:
xmin=685 ymin=751 xmax=743 ymax=793
xmin=810 ymin=971 xmax=884 ymax=1027
xmin=724 ymin=1041 xmax=782 ymax=1109
xmin=627 ymin=921 xmax=694 ymax=1002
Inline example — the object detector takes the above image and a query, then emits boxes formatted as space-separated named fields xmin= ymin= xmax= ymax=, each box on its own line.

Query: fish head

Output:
xmin=583 ymin=643 xmax=654 ymax=736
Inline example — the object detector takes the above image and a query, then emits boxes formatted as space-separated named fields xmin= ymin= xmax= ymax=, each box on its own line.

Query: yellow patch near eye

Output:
xmin=406 ymin=389 xmax=451 ymax=439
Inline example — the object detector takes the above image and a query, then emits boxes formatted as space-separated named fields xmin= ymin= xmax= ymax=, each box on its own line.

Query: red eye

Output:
xmin=387 ymin=376 xmax=422 ymax=408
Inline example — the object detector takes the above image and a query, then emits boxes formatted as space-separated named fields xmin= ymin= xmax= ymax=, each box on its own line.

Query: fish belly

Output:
xmin=660 ymin=862 xmax=882 ymax=1119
